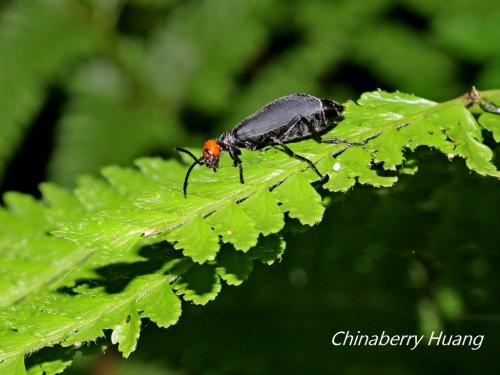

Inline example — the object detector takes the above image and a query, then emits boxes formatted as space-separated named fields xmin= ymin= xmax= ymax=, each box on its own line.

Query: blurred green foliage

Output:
xmin=0 ymin=0 xmax=499 ymax=374
xmin=1 ymin=0 xmax=500 ymax=188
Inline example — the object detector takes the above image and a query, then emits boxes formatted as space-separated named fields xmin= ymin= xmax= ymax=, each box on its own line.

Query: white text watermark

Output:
xmin=331 ymin=331 xmax=484 ymax=350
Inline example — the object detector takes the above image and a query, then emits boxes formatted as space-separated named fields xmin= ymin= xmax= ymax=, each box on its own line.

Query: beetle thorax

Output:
xmin=217 ymin=131 xmax=238 ymax=149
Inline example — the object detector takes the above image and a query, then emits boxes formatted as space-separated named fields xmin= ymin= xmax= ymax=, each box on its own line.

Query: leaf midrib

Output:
xmin=0 ymin=274 xmax=169 ymax=363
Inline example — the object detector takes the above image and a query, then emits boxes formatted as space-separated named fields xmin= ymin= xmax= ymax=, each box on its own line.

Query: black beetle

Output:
xmin=177 ymin=93 xmax=356 ymax=197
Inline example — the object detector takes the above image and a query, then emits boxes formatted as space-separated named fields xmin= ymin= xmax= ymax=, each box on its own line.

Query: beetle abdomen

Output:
xmin=233 ymin=94 xmax=322 ymax=140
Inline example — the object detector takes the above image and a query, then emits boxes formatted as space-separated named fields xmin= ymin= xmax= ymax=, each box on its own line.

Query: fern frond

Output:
xmin=0 ymin=90 xmax=499 ymax=373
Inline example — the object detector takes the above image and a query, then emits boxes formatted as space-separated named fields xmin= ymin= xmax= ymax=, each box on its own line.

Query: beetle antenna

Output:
xmin=182 ymin=157 xmax=204 ymax=198
xmin=176 ymin=147 xmax=200 ymax=163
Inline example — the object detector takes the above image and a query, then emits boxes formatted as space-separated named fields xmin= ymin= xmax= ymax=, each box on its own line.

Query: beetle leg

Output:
xmin=297 ymin=117 xmax=323 ymax=142
xmin=275 ymin=115 xmax=329 ymax=145
xmin=276 ymin=115 xmax=311 ymax=141
xmin=227 ymin=147 xmax=245 ymax=184
xmin=285 ymin=117 xmax=362 ymax=146
xmin=244 ymin=141 xmax=259 ymax=151
xmin=270 ymin=136 xmax=327 ymax=182
xmin=298 ymin=117 xmax=362 ymax=146
xmin=285 ymin=116 xmax=335 ymax=142
xmin=321 ymin=137 xmax=362 ymax=146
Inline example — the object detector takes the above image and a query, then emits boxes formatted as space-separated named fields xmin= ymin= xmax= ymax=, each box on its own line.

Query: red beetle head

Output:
xmin=202 ymin=139 xmax=221 ymax=171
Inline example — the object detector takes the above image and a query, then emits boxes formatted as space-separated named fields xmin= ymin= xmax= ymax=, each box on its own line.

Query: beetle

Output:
xmin=177 ymin=93 xmax=357 ymax=197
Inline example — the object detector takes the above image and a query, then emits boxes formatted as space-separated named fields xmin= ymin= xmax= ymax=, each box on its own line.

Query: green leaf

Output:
xmin=102 ymin=166 xmax=159 ymax=199
xmin=137 ymin=275 xmax=182 ymax=329
xmin=3 ymin=193 xmax=49 ymax=231
xmin=0 ymin=236 xmax=84 ymax=307
xmin=272 ymin=173 xmax=325 ymax=226
xmin=173 ymin=265 xmax=221 ymax=305
xmin=0 ymin=354 xmax=26 ymax=375
xmin=322 ymin=152 xmax=356 ymax=192
xmin=479 ymin=112 xmax=500 ymax=142
xmin=240 ymin=190 xmax=285 ymax=235
xmin=445 ymin=107 xmax=499 ymax=177
xmin=344 ymin=91 xmax=436 ymax=125
xmin=215 ymin=247 xmax=254 ymax=286
xmin=39 ymin=183 xmax=86 ymax=225
xmin=365 ymin=128 xmax=408 ymax=169
xmin=399 ymin=158 xmax=419 ymax=175
xmin=26 ymin=347 xmax=74 ymax=375
xmin=167 ymin=216 xmax=220 ymax=263
xmin=248 ymin=235 xmax=286 ymax=265
xmin=62 ymin=323 xmax=105 ymax=348
xmin=206 ymin=204 xmax=259 ymax=251
xmin=325 ymin=147 xmax=398 ymax=192
xmin=111 ymin=303 xmax=141 ymax=358
xmin=74 ymin=176 xmax=128 ymax=211
xmin=0 ymin=89 xmax=499 ymax=373
xmin=52 ymin=219 xmax=143 ymax=260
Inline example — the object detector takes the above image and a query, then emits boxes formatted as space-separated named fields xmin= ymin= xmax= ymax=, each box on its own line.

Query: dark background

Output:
xmin=0 ymin=1 xmax=499 ymax=374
